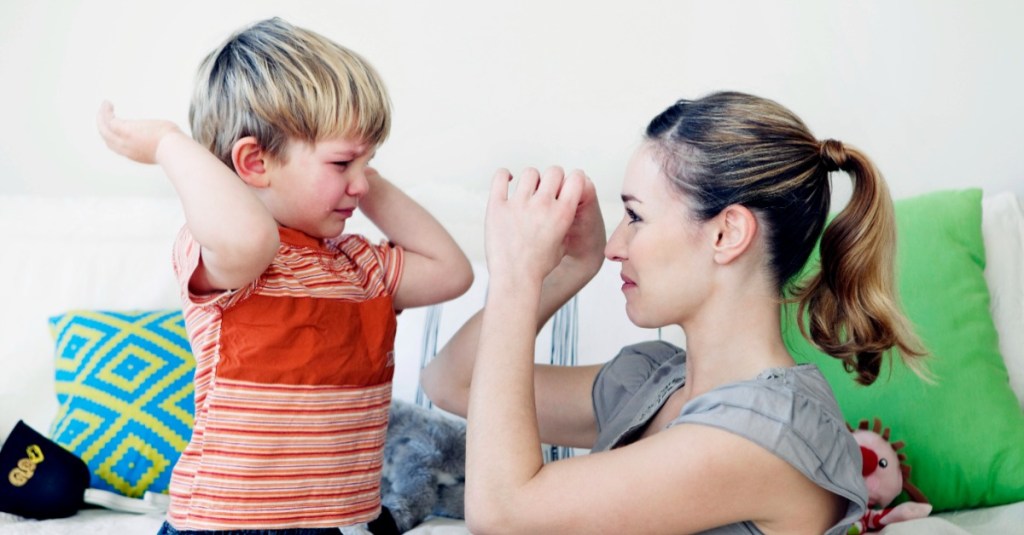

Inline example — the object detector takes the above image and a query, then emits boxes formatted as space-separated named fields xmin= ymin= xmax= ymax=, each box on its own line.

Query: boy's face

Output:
xmin=258 ymin=136 xmax=375 ymax=239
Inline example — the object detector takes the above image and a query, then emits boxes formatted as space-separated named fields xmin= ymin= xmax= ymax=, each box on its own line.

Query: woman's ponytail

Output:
xmin=792 ymin=141 xmax=926 ymax=385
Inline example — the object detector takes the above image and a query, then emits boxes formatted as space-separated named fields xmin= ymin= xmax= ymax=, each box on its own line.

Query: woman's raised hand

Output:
xmin=485 ymin=166 xmax=587 ymax=283
xmin=558 ymin=169 xmax=605 ymax=277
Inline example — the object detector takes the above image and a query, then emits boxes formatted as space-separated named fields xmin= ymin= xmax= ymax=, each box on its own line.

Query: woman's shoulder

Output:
xmin=673 ymin=365 xmax=867 ymax=521
xmin=610 ymin=340 xmax=685 ymax=371
xmin=679 ymin=364 xmax=848 ymax=442
xmin=596 ymin=340 xmax=685 ymax=391
xmin=591 ymin=341 xmax=685 ymax=444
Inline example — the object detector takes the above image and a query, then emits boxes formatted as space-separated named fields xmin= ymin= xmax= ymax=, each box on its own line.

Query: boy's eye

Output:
xmin=626 ymin=207 xmax=642 ymax=224
xmin=332 ymin=161 xmax=351 ymax=169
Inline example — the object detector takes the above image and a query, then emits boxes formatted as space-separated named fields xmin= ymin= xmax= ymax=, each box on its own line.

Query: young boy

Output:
xmin=97 ymin=18 xmax=473 ymax=533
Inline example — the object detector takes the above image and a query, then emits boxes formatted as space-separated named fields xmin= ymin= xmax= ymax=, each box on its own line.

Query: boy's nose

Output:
xmin=348 ymin=172 xmax=369 ymax=197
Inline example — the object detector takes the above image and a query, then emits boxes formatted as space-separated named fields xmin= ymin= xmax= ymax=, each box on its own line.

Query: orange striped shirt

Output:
xmin=168 ymin=226 xmax=403 ymax=530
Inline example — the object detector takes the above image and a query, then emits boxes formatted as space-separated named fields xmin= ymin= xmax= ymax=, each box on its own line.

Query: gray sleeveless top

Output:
xmin=591 ymin=341 xmax=867 ymax=535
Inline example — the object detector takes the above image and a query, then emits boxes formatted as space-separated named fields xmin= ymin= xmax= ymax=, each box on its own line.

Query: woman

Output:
xmin=420 ymin=91 xmax=924 ymax=534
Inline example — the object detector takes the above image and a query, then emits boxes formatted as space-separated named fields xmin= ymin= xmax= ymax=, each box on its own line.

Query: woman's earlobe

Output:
xmin=232 ymin=136 xmax=269 ymax=187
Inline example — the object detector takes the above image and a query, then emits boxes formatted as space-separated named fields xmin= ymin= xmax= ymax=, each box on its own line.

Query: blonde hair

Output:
xmin=646 ymin=91 xmax=925 ymax=385
xmin=189 ymin=17 xmax=391 ymax=168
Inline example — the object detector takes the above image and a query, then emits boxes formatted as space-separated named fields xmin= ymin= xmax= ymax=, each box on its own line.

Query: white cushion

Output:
xmin=982 ymin=192 xmax=1024 ymax=409
xmin=0 ymin=196 xmax=184 ymax=438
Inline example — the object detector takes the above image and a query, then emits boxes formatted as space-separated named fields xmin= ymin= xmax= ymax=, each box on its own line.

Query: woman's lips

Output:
xmin=620 ymin=273 xmax=636 ymax=291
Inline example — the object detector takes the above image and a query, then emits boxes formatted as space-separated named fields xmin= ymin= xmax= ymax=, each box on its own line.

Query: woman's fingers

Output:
xmin=501 ymin=166 xmax=584 ymax=207
xmin=569 ymin=169 xmax=594 ymax=204
xmin=536 ymin=166 xmax=564 ymax=198
xmin=514 ymin=167 xmax=541 ymax=201
xmin=484 ymin=165 xmax=593 ymax=282
xmin=558 ymin=169 xmax=585 ymax=208
xmin=490 ymin=168 xmax=512 ymax=203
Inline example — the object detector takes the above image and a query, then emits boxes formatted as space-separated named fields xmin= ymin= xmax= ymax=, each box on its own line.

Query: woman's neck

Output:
xmin=680 ymin=288 xmax=795 ymax=399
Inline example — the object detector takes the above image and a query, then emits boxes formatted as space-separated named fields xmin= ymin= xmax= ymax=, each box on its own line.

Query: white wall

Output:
xmin=2 ymin=0 xmax=1022 ymax=260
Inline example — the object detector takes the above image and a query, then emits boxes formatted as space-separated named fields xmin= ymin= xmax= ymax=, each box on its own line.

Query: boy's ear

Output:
xmin=231 ymin=136 xmax=269 ymax=187
xmin=711 ymin=204 xmax=757 ymax=265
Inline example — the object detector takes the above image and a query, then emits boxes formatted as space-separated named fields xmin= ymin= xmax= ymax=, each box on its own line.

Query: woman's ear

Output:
xmin=231 ymin=136 xmax=269 ymax=187
xmin=711 ymin=204 xmax=758 ymax=265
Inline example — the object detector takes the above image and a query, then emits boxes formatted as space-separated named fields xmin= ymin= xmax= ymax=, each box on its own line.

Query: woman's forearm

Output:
xmin=464 ymin=274 xmax=546 ymax=518
xmin=420 ymin=258 xmax=598 ymax=416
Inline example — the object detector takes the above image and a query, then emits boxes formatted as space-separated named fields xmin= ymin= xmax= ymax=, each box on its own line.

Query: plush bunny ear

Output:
xmin=0 ymin=420 xmax=90 ymax=519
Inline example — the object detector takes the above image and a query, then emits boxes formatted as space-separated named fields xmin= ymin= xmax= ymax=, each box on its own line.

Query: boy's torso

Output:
xmin=166 ymin=227 xmax=403 ymax=530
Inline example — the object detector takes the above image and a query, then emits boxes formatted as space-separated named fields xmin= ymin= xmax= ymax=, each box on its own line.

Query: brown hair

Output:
xmin=646 ymin=91 xmax=924 ymax=385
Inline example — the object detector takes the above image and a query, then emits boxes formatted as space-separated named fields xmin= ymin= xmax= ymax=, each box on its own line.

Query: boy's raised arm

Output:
xmin=358 ymin=168 xmax=473 ymax=310
xmin=97 ymin=102 xmax=279 ymax=293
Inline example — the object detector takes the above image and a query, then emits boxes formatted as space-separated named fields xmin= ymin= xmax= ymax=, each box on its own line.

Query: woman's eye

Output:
xmin=626 ymin=208 xmax=642 ymax=224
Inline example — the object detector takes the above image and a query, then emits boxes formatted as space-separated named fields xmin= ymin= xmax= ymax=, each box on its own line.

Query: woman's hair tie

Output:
xmin=819 ymin=138 xmax=847 ymax=172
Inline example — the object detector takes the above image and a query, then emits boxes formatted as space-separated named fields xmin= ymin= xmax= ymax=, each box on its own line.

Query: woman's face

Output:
xmin=604 ymin=144 xmax=716 ymax=328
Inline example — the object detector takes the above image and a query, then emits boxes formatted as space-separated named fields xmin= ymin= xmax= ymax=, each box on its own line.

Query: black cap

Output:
xmin=0 ymin=420 xmax=90 ymax=519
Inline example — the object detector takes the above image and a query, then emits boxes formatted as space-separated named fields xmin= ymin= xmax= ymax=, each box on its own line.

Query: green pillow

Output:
xmin=48 ymin=310 xmax=195 ymax=498
xmin=783 ymin=188 xmax=1024 ymax=512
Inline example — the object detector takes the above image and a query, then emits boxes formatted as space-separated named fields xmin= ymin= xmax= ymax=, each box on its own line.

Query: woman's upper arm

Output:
xmin=533 ymin=363 xmax=604 ymax=449
xmin=422 ymin=345 xmax=603 ymax=446
xmin=469 ymin=423 xmax=822 ymax=535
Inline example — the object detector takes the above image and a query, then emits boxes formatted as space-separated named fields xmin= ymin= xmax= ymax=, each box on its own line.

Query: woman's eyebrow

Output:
xmin=621 ymin=194 xmax=641 ymax=203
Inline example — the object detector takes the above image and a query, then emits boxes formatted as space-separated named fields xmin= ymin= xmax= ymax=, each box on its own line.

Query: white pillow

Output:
xmin=0 ymin=196 xmax=185 ymax=438
xmin=981 ymin=192 xmax=1024 ymax=409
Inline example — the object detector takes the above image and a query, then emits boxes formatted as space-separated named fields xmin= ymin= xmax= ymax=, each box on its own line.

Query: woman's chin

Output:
xmin=624 ymin=306 xmax=651 ymax=329
xmin=625 ymin=305 xmax=674 ymax=331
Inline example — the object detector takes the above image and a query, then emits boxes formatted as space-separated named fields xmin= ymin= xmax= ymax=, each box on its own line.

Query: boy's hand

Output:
xmin=96 ymin=101 xmax=182 ymax=165
xmin=364 ymin=166 xmax=382 ymax=182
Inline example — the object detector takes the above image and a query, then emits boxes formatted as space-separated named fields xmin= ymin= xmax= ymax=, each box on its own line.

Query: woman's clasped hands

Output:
xmin=485 ymin=166 xmax=605 ymax=286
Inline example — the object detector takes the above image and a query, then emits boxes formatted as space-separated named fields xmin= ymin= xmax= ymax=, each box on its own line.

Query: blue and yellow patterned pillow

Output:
xmin=48 ymin=310 xmax=195 ymax=498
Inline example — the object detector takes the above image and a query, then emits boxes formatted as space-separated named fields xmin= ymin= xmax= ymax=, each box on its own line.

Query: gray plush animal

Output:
xmin=367 ymin=400 xmax=466 ymax=534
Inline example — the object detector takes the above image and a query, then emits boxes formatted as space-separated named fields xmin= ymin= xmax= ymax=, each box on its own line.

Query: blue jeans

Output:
xmin=157 ymin=522 xmax=341 ymax=535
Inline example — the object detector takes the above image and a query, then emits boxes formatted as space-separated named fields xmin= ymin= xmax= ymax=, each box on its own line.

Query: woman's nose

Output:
xmin=605 ymin=221 xmax=626 ymax=262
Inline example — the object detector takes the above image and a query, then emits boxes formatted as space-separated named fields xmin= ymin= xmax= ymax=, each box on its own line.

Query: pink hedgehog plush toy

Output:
xmin=848 ymin=419 xmax=932 ymax=534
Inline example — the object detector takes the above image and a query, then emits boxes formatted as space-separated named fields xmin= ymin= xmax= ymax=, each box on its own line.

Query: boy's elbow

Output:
xmin=436 ymin=256 xmax=474 ymax=301
xmin=199 ymin=222 xmax=279 ymax=290
xmin=236 ymin=222 xmax=280 ymax=272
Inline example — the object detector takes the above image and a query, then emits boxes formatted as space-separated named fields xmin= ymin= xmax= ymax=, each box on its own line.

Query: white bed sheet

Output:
xmin=2 ymin=502 xmax=1021 ymax=535
xmin=0 ymin=509 xmax=164 ymax=535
